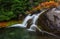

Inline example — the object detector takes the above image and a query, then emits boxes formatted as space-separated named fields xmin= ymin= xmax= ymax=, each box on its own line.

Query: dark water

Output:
xmin=0 ymin=28 xmax=59 ymax=39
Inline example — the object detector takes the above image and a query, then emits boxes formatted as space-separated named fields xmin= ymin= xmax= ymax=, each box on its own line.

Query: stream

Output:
xmin=0 ymin=8 xmax=60 ymax=39
xmin=0 ymin=28 xmax=59 ymax=39
xmin=5 ymin=9 xmax=60 ymax=39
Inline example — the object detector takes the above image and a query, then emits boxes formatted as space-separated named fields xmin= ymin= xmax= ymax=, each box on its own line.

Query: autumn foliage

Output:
xmin=41 ymin=1 xmax=58 ymax=8
xmin=0 ymin=22 xmax=7 ymax=28
xmin=0 ymin=1 xmax=59 ymax=28
xmin=27 ymin=1 xmax=58 ymax=14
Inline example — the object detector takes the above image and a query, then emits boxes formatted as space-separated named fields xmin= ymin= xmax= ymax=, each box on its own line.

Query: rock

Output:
xmin=37 ymin=8 xmax=60 ymax=34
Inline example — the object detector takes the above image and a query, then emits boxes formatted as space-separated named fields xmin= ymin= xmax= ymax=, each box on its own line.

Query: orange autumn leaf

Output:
xmin=49 ymin=1 xmax=57 ymax=6
xmin=27 ymin=1 xmax=58 ymax=14
xmin=40 ymin=1 xmax=58 ymax=9
xmin=0 ymin=22 xmax=7 ymax=27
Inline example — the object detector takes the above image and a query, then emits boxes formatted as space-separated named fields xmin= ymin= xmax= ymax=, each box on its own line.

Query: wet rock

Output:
xmin=37 ymin=8 xmax=60 ymax=34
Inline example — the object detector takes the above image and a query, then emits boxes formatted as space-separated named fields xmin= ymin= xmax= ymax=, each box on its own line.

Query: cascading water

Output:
xmin=8 ymin=9 xmax=60 ymax=38
xmin=9 ymin=9 xmax=48 ymax=28
xmin=27 ymin=9 xmax=48 ymax=31
xmin=9 ymin=14 xmax=33 ymax=28
xmin=26 ymin=9 xmax=60 ymax=38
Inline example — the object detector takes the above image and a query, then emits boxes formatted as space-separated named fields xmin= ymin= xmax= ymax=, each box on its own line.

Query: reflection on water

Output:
xmin=0 ymin=28 xmax=59 ymax=39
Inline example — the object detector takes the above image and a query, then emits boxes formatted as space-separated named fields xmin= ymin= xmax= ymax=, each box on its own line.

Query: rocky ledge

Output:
xmin=37 ymin=8 xmax=60 ymax=34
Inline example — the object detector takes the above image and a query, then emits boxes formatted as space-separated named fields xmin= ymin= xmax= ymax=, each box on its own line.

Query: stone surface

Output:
xmin=37 ymin=8 xmax=60 ymax=34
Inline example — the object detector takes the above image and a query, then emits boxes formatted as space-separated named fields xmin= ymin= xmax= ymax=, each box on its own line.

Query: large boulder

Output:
xmin=37 ymin=8 xmax=60 ymax=34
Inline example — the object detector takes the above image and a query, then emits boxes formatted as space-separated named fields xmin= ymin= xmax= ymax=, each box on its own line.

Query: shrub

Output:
xmin=0 ymin=0 xmax=32 ymax=21
xmin=0 ymin=0 xmax=49 ymax=21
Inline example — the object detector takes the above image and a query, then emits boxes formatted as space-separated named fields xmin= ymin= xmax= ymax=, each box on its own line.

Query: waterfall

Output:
xmin=27 ymin=9 xmax=49 ymax=31
xmin=27 ymin=23 xmax=60 ymax=38
xmin=9 ymin=14 xmax=33 ymax=28
xmin=8 ymin=9 xmax=60 ymax=38
xmin=26 ymin=9 xmax=60 ymax=38
xmin=9 ymin=9 xmax=48 ymax=28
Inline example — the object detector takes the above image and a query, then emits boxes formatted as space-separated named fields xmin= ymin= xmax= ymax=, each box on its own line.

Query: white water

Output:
xmin=26 ymin=9 xmax=60 ymax=38
xmin=27 ymin=24 xmax=38 ymax=32
xmin=27 ymin=9 xmax=48 ymax=31
xmin=8 ymin=9 xmax=60 ymax=38
xmin=9 ymin=14 xmax=32 ymax=28
xmin=10 ymin=9 xmax=47 ymax=28
xmin=27 ymin=23 xmax=59 ymax=38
